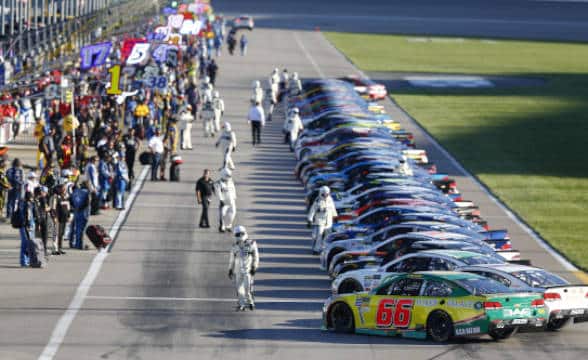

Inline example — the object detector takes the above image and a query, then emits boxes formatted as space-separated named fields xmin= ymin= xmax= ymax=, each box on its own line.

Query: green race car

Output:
xmin=323 ymin=271 xmax=546 ymax=342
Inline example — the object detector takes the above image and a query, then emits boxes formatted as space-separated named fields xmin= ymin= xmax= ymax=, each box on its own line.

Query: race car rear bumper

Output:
xmin=551 ymin=308 xmax=588 ymax=322
xmin=490 ymin=317 xmax=546 ymax=330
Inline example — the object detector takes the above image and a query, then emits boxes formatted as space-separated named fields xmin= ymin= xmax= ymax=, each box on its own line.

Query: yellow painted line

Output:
xmin=572 ymin=271 xmax=588 ymax=284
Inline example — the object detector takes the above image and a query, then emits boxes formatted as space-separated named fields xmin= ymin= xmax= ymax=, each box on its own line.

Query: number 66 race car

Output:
xmin=322 ymin=272 xmax=547 ymax=342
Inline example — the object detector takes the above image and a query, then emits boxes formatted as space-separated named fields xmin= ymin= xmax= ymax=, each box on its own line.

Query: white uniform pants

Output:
xmin=213 ymin=109 xmax=222 ymax=133
xmin=235 ymin=271 xmax=254 ymax=306
xmin=182 ymin=123 xmax=193 ymax=149
xmin=312 ymin=224 xmax=329 ymax=253
xmin=219 ymin=200 xmax=236 ymax=230
xmin=223 ymin=147 xmax=235 ymax=170
xmin=203 ymin=116 xmax=214 ymax=137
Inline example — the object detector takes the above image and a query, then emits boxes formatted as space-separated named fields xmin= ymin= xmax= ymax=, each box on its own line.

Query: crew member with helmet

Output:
xmin=307 ymin=185 xmax=338 ymax=254
xmin=214 ymin=167 xmax=237 ymax=233
xmin=228 ymin=225 xmax=259 ymax=311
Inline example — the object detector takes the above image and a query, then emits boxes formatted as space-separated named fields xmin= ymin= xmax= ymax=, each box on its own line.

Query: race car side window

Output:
xmin=422 ymin=280 xmax=453 ymax=297
xmin=429 ymin=258 xmax=456 ymax=271
xmin=388 ymin=278 xmax=423 ymax=296
xmin=465 ymin=270 xmax=512 ymax=287
xmin=399 ymin=257 xmax=431 ymax=272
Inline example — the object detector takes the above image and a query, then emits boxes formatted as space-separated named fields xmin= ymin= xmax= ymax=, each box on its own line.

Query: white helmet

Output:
xmin=224 ymin=122 xmax=231 ymax=131
xmin=319 ymin=185 xmax=330 ymax=197
xmin=204 ymin=76 xmax=210 ymax=84
xmin=213 ymin=90 xmax=220 ymax=98
xmin=252 ymin=80 xmax=260 ymax=88
xmin=292 ymin=107 xmax=300 ymax=114
xmin=233 ymin=225 xmax=248 ymax=241
xmin=220 ymin=167 xmax=232 ymax=179
xmin=292 ymin=72 xmax=299 ymax=80
xmin=273 ymin=68 xmax=278 ymax=74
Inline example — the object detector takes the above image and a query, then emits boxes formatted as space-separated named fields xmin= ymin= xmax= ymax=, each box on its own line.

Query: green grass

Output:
xmin=325 ymin=33 xmax=588 ymax=270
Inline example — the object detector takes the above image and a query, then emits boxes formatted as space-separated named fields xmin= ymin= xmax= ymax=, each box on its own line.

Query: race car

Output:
xmin=330 ymin=250 xmax=506 ymax=293
xmin=459 ymin=264 xmax=588 ymax=330
xmin=228 ymin=15 xmax=254 ymax=30
xmin=321 ymin=221 xmax=514 ymax=271
xmin=340 ymin=75 xmax=388 ymax=101
xmin=323 ymin=271 xmax=546 ymax=341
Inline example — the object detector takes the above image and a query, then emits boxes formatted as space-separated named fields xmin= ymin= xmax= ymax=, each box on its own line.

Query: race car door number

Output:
xmin=376 ymin=298 xmax=414 ymax=328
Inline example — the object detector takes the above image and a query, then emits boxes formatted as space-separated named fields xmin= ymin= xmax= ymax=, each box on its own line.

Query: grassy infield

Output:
xmin=325 ymin=33 xmax=588 ymax=270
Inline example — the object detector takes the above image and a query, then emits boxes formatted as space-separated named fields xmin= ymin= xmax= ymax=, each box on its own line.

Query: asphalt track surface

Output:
xmin=215 ymin=0 xmax=588 ymax=42
xmin=1 ymin=2 xmax=588 ymax=360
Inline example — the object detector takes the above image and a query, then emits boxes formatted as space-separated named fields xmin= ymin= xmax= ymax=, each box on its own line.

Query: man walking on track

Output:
xmin=195 ymin=169 xmax=214 ymax=228
xmin=247 ymin=101 xmax=265 ymax=147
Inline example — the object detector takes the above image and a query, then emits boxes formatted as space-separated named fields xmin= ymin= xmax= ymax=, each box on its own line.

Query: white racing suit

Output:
xmin=289 ymin=78 xmax=303 ymax=96
xmin=228 ymin=239 xmax=259 ymax=307
xmin=212 ymin=97 xmax=225 ymax=133
xmin=283 ymin=112 xmax=303 ymax=151
xmin=215 ymin=177 xmax=237 ymax=231
xmin=201 ymin=100 xmax=215 ymax=137
xmin=216 ymin=130 xmax=237 ymax=170
xmin=179 ymin=111 xmax=194 ymax=150
xmin=307 ymin=195 xmax=338 ymax=253
xmin=251 ymin=86 xmax=264 ymax=104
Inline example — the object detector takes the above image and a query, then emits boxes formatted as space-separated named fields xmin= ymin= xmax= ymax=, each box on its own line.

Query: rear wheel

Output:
xmin=338 ymin=279 xmax=364 ymax=294
xmin=546 ymin=317 xmax=570 ymax=331
xmin=489 ymin=327 xmax=517 ymax=341
xmin=329 ymin=302 xmax=355 ymax=333
xmin=427 ymin=311 xmax=453 ymax=342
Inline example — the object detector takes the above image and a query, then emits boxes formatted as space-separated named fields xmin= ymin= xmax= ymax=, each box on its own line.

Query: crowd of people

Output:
xmin=0 ymin=13 xmax=239 ymax=269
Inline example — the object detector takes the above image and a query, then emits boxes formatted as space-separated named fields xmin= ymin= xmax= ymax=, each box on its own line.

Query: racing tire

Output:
xmin=427 ymin=311 xmax=454 ymax=342
xmin=338 ymin=279 xmax=364 ymax=294
xmin=546 ymin=317 xmax=570 ymax=331
xmin=489 ymin=327 xmax=517 ymax=341
xmin=329 ymin=302 xmax=355 ymax=333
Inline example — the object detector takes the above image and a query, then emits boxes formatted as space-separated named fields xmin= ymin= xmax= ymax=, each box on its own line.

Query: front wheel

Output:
xmin=338 ymin=279 xmax=364 ymax=294
xmin=427 ymin=311 xmax=453 ymax=342
xmin=329 ymin=302 xmax=355 ymax=333
xmin=489 ymin=327 xmax=517 ymax=341
xmin=546 ymin=317 xmax=570 ymax=331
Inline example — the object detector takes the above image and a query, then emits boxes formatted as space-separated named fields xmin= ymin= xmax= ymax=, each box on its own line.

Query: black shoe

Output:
xmin=59 ymin=250 xmax=66 ymax=255
xmin=52 ymin=251 xmax=61 ymax=256
xmin=219 ymin=227 xmax=225 ymax=233
xmin=249 ymin=304 xmax=255 ymax=311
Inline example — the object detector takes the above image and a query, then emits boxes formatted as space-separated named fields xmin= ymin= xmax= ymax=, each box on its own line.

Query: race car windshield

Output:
xmin=455 ymin=278 xmax=516 ymax=295
xmin=460 ymin=255 xmax=504 ymax=266
xmin=511 ymin=270 xmax=568 ymax=288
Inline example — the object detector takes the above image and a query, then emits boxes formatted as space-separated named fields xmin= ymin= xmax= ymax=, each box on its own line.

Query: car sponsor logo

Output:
xmin=503 ymin=308 xmax=532 ymax=317
xmin=415 ymin=298 xmax=438 ymax=307
xmin=455 ymin=326 xmax=481 ymax=336
xmin=570 ymin=309 xmax=585 ymax=315
xmin=512 ymin=318 xmax=528 ymax=325
xmin=447 ymin=299 xmax=475 ymax=308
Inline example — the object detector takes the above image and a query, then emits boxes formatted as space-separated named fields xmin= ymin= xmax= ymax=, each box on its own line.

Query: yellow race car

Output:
xmin=322 ymin=271 xmax=546 ymax=342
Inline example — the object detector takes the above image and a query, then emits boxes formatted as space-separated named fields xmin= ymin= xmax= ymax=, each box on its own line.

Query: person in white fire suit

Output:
xmin=215 ymin=122 xmax=237 ymax=170
xmin=283 ymin=107 xmax=303 ymax=151
xmin=228 ymin=225 xmax=259 ymax=311
xmin=307 ymin=185 xmax=338 ymax=254
xmin=212 ymin=90 xmax=225 ymax=134
xmin=251 ymin=80 xmax=263 ymax=104
xmin=215 ymin=167 xmax=237 ymax=233
xmin=179 ymin=105 xmax=194 ymax=150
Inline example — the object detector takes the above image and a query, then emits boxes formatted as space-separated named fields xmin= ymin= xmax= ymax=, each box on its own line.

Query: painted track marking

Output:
xmin=38 ymin=166 xmax=149 ymax=360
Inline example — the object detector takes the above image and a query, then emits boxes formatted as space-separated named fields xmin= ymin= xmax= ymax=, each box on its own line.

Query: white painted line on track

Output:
xmin=38 ymin=166 xmax=150 ymax=360
xmin=133 ymin=202 xmax=195 ymax=209
xmin=293 ymin=32 xmax=325 ymax=79
xmin=86 ymin=295 xmax=323 ymax=303
xmin=318 ymin=33 xmax=580 ymax=273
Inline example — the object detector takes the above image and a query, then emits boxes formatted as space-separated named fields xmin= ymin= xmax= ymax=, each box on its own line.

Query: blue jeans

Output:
xmin=151 ymin=153 xmax=162 ymax=180
xmin=114 ymin=181 xmax=127 ymax=209
xmin=72 ymin=211 xmax=89 ymax=249
xmin=19 ymin=227 xmax=31 ymax=266
xmin=6 ymin=189 xmax=21 ymax=218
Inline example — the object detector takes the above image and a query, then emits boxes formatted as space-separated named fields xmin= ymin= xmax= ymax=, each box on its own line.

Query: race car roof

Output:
xmin=413 ymin=231 xmax=472 ymax=240
xmin=460 ymin=263 xmax=540 ymax=274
